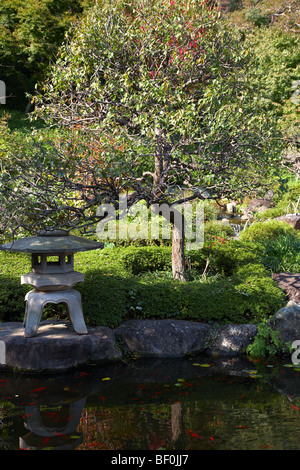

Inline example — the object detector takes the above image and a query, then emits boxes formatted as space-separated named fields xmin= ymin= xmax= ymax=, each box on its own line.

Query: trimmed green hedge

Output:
xmin=118 ymin=246 xmax=172 ymax=274
xmin=0 ymin=252 xmax=31 ymax=322
xmin=0 ymin=238 xmax=287 ymax=328
xmin=131 ymin=263 xmax=285 ymax=324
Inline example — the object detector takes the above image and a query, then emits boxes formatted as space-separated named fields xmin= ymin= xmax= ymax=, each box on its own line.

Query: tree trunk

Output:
xmin=172 ymin=218 xmax=187 ymax=282
xmin=151 ymin=203 xmax=187 ymax=281
xmin=153 ymin=126 xmax=187 ymax=281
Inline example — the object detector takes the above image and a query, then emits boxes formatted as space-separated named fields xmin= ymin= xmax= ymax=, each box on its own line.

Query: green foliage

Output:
xmin=0 ymin=109 xmax=45 ymax=133
xmin=245 ymin=27 xmax=300 ymax=149
xmin=97 ymin=201 xmax=220 ymax=249
xmin=0 ymin=252 xmax=31 ymax=322
xmin=115 ymin=223 xmax=242 ymax=276
xmin=229 ymin=5 xmax=300 ymax=177
xmin=202 ymin=202 xmax=219 ymax=222
xmin=284 ymin=178 xmax=300 ymax=203
xmin=260 ymin=234 xmax=300 ymax=273
xmin=247 ymin=319 xmax=290 ymax=357
xmin=0 ymin=278 xmax=29 ymax=323
xmin=244 ymin=8 xmax=271 ymax=27
xmin=0 ymin=242 xmax=286 ymax=327
xmin=255 ymin=177 xmax=300 ymax=220
xmin=104 ymin=234 xmax=261 ymax=278
xmin=77 ymin=271 xmax=134 ymax=327
xmin=226 ymin=0 xmax=243 ymax=12
xmin=231 ymin=263 xmax=286 ymax=318
xmin=32 ymin=0 xmax=283 ymax=202
xmin=239 ymin=219 xmax=296 ymax=243
xmin=201 ymin=239 xmax=264 ymax=276
xmin=0 ymin=0 xmax=87 ymax=110
xmin=254 ymin=205 xmax=289 ymax=221
xmin=204 ymin=220 xmax=235 ymax=239
xmin=132 ymin=262 xmax=285 ymax=324
xmin=118 ymin=246 xmax=172 ymax=275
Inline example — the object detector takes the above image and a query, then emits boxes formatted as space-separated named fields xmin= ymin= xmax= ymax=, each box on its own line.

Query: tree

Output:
xmin=245 ymin=27 xmax=300 ymax=178
xmin=0 ymin=121 xmax=135 ymax=237
xmin=3 ymin=0 xmax=284 ymax=280
xmin=0 ymin=0 xmax=91 ymax=110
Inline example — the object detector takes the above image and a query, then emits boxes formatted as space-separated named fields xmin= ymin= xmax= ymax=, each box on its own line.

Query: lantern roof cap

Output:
xmin=1 ymin=230 xmax=104 ymax=253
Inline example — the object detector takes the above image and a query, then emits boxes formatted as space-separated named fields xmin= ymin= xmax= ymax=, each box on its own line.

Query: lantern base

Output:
xmin=24 ymin=289 xmax=88 ymax=337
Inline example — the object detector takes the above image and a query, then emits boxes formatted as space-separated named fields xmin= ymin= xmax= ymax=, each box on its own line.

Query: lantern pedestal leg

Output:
xmin=24 ymin=289 xmax=88 ymax=338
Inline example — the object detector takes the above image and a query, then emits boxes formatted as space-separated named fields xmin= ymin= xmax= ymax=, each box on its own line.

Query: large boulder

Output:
xmin=115 ymin=319 xmax=211 ymax=358
xmin=268 ymin=301 xmax=300 ymax=345
xmin=243 ymin=198 xmax=275 ymax=219
xmin=272 ymin=273 xmax=300 ymax=304
xmin=204 ymin=324 xmax=258 ymax=357
xmin=275 ymin=214 xmax=300 ymax=230
xmin=0 ymin=321 xmax=121 ymax=372
xmin=115 ymin=320 xmax=258 ymax=358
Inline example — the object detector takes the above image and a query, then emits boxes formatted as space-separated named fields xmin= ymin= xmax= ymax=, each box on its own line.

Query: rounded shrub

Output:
xmin=118 ymin=246 xmax=172 ymax=274
xmin=0 ymin=252 xmax=31 ymax=322
xmin=77 ymin=271 xmax=134 ymax=327
xmin=239 ymin=219 xmax=297 ymax=243
xmin=204 ymin=220 xmax=235 ymax=239
xmin=126 ymin=262 xmax=286 ymax=325
xmin=206 ymin=239 xmax=264 ymax=276
xmin=188 ymin=238 xmax=264 ymax=277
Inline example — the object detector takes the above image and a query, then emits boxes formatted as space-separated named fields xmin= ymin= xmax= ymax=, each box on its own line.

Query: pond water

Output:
xmin=0 ymin=355 xmax=300 ymax=452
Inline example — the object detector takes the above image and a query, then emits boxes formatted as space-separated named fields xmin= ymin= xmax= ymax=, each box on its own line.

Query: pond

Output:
xmin=0 ymin=355 xmax=300 ymax=452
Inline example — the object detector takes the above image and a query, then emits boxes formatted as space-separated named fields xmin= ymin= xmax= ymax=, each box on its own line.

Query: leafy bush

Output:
xmin=133 ymin=263 xmax=285 ymax=324
xmin=255 ymin=178 xmax=300 ymax=221
xmin=0 ymin=278 xmax=29 ymax=323
xmin=0 ymin=252 xmax=31 ymax=322
xmin=238 ymin=220 xmax=300 ymax=273
xmin=204 ymin=220 xmax=235 ymax=239
xmin=245 ymin=8 xmax=271 ymax=28
xmin=209 ymin=240 xmax=263 ymax=276
xmin=77 ymin=271 xmax=136 ymax=327
xmin=261 ymin=234 xmax=300 ymax=273
xmin=78 ymin=241 xmax=285 ymax=326
xmin=254 ymin=205 xmax=289 ymax=221
xmin=247 ymin=320 xmax=290 ymax=358
xmin=239 ymin=219 xmax=296 ymax=243
xmin=118 ymin=246 xmax=172 ymax=274
xmin=203 ymin=202 xmax=219 ymax=222
xmin=231 ymin=264 xmax=286 ymax=320
xmin=0 ymin=238 xmax=287 ymax=328
xmin=96 ymin=201 xmax=220 ymax=249
xmin=113 ymin=235 xmax=258 ymax=278
xmin=188 ymin=238 xmax=263 ymax=277
xmin=283 ymin=179 xmax=300 ymax=207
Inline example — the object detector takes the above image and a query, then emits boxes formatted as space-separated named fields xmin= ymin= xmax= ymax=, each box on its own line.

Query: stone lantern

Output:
xmin=1 ymin=230 xmax=103 ymax=338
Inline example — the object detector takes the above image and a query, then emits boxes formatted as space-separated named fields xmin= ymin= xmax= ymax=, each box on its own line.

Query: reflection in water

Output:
xmin=0 ymin=356 xmax=300 ymax=450
xmin=20 ymin=399 xmax=85 ymax=450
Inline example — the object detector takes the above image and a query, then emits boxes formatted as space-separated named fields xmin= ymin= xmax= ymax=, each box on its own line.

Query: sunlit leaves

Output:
xmin=1 ymin=0 xmax=286 ymax=241
xmin=192 ymin=363 xmax=211 ymax=367
xmin=33 ymin=0 xmax=282 ymax=201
